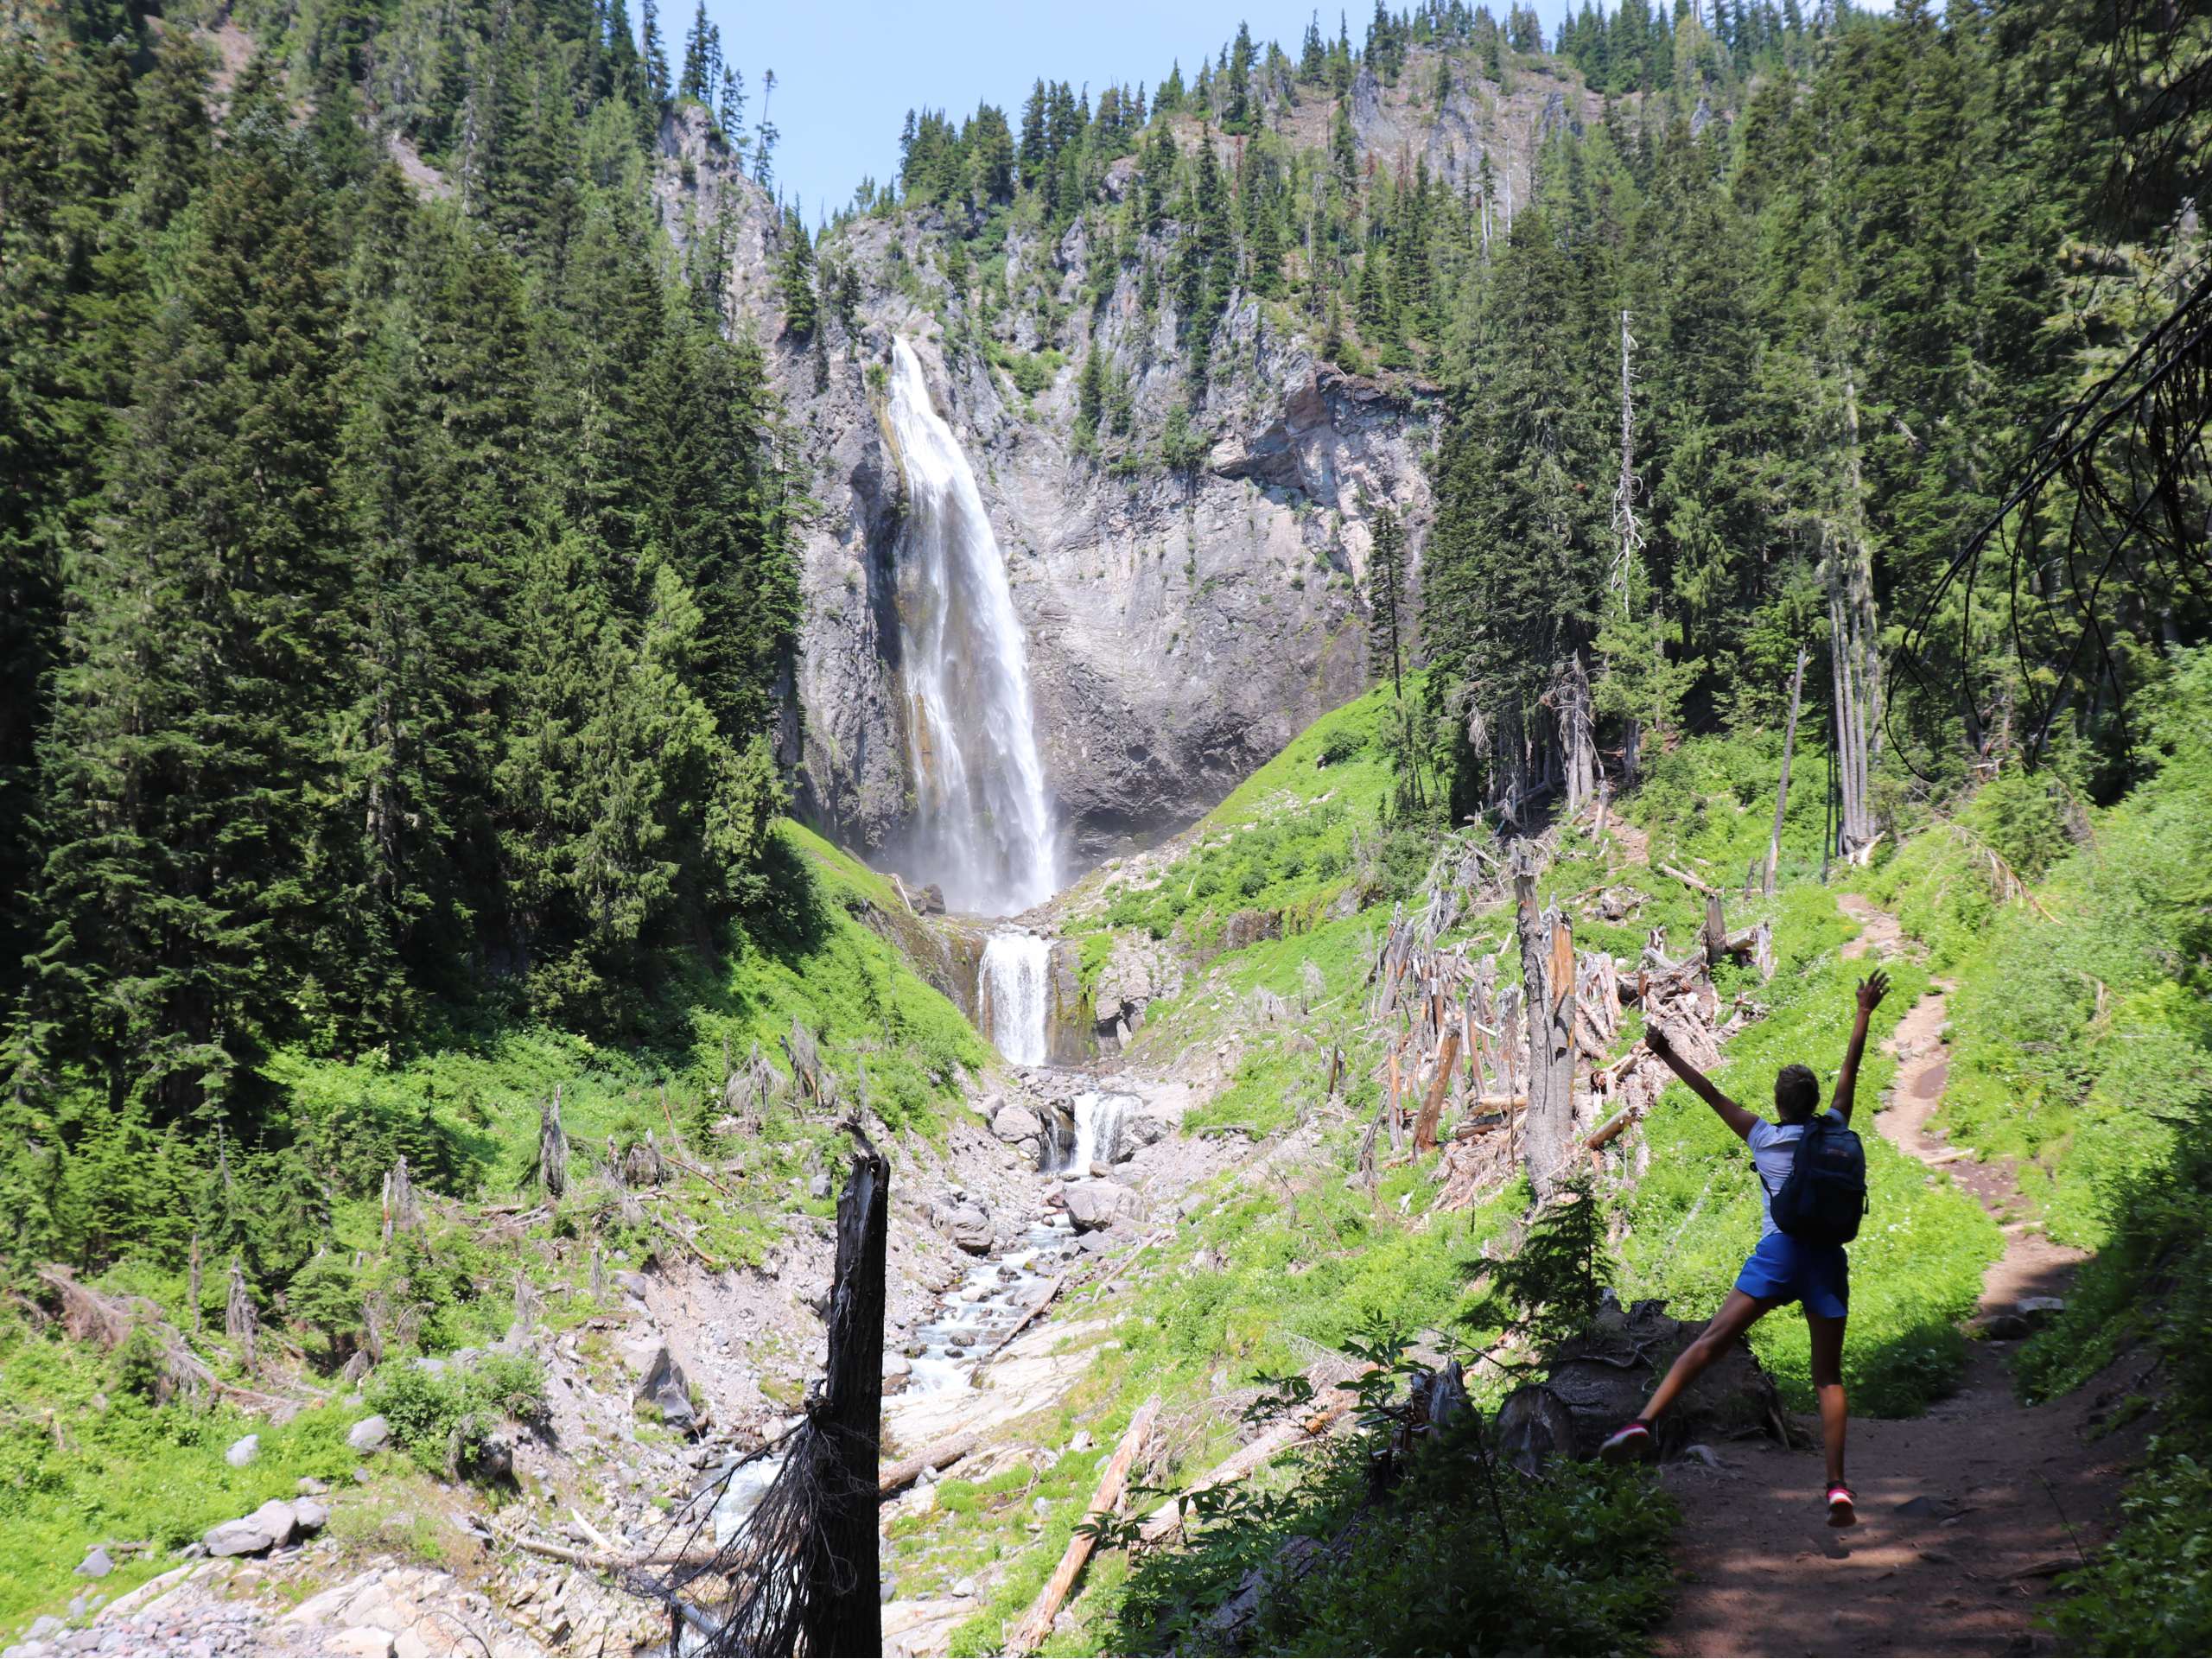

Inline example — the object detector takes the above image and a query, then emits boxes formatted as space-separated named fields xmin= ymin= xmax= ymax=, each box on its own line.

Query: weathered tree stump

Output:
xmin=1495 ymin=1297 xmax=1790 ymax=1470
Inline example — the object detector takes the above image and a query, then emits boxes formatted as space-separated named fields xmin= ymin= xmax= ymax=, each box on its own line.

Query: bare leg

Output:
xmin=1636 ymin=1289 xmax=1783 ymax=1424
xmin=1807 ymin=1311 xmax=1848 ymax=1488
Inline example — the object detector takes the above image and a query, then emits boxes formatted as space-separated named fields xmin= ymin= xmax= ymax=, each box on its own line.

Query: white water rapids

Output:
xmin=885 ymin=337 xmax=1056 ymax=917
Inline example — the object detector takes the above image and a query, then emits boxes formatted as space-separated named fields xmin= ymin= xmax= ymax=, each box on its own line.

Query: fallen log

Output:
xmin=879 ymin=1430 xmax=982 ymax=1496
xmin=1659 ymin=862 xmax=1719 ymax=897
xmin=976 ymin=1274 xmax=1065 ymax=1366
xmin=1136 ymin=1376 xmax=1367 ymax=1543
xmin=1007 ymin=1394 xmax=1163 ymax=1654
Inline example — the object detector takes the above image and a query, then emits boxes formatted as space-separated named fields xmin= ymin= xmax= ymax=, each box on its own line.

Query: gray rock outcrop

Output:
xmin=1062 ymin=1179 xmax=1141 ymax=1234
xmin=204 ymin=1499 xmax=302 ymax=1557
xmin=346 ymin=1414 xmax=391 ymax=1454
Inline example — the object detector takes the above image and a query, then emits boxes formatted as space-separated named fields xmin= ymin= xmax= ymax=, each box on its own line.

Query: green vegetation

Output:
xmin=0 ymin=1327 xmax=359 ymax=1624
xmin=1081 ymin=680 xmax=1429 ymax=949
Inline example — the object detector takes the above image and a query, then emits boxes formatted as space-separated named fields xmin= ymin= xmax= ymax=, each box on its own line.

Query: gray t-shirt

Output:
xmin=1747 ymin=1112 xmax=1842 ymax=1237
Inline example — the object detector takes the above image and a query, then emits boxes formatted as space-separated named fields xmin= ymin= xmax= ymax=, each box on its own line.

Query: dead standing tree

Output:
xmin=634 ymin=1122 xmax=889 ymax=1656
xmin=1512 ymin=841 xmax=1578 ymax=1198
xmin=1764 ymin=645 xmax=1808 ymax=896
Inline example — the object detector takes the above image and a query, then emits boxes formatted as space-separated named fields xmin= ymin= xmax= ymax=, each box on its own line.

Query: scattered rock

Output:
xmin=613 ymin=1269 xmax=652 ymax=1301
xmin=808 ymin=1170 xmax=832 ymax=1201
xmin=1681 ymin=1444 xmax=1723 ymax=1470
xmin=74 ymin=1546 xmax=113 ymax=1579
xmin=327 ymin=1630 xmax=397 ymax=1658
xmin=225 ymin=1433 xmax=260 ymax=1468
xmin=633 ymin=1344 xmax=697 ymax=1432
xmin=298 ymin=1476 xmax=331 ymax=1496
xmin=1062 ymin=1179 xmax=1140 ymax=1234
xmin=292 ymin=1497 xmax=330 ymax=1535
xmin=951 ymin=1577 xmax=976 ymax=1599
xmin=1069 ymin=1430 xmax=1095 ymax=1452
xmin=204 ymin=1499 xmax=300 ymax=1557
xmin=990 ymin=1103 xmax=1043 ymax=1143
xmin=947 ymin=1205 xmax=994 ymax=1255
xmin=347 ymin=1415 xmax=391 ymax=1454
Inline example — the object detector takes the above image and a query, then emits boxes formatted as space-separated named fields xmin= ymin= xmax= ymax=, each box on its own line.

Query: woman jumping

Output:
xmin=1599 ymin=968 xmax=1890 ymax=1528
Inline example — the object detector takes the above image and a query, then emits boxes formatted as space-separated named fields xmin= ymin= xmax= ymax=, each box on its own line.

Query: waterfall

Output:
xmin=980 ymin=932 xmax=1051 ymax=1065
xmin=885 ymin=337 xmax=1056 ymax=916
xmin=1064 ymin=1091 xmax=1136 ymax=1174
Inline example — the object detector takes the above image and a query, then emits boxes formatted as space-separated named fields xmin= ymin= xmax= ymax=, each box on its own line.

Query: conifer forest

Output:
xmin=0 ymin=0 xmax=2206 ymax=1651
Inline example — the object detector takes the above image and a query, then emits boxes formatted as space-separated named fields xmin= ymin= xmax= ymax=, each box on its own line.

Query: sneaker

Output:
xmin=1827 ymin=1484 xmax=1858 ymax=1528
xmin=1599 ymin=1420 xmax=1653 ymax=1465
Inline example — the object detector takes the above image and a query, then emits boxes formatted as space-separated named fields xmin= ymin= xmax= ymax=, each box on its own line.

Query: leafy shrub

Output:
xmin=365 ymin=1352 xmax=547 ymax=1478
xmin=1099 ymin=1330 xmax=1675 ymax=1656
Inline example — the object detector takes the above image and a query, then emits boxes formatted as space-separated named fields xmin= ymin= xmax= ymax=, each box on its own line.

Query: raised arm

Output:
xmin=1829 ymin=969 xmax=1891 ymax=1125
xmin=1645 ymin=1025 xmax=1759 ymax=1141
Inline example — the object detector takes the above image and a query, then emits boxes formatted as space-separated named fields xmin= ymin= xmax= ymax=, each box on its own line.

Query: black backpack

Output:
xmin=1762 ymin=1114 xmax=1868 ymax=1246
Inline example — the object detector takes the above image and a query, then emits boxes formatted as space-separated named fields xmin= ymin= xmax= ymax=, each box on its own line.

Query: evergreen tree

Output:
xmin=25 ymin=59 xmax=356 ymax=1118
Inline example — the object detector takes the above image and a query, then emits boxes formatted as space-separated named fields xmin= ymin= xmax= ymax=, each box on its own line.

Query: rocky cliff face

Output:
xmin=652 ymin=56 xmax=1600 ymax=893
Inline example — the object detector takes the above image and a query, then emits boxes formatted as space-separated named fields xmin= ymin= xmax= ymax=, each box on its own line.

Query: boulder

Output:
xmin=1122 ymin=1115 xmax=1172 ymax=1153
xmin=463 ymin=1430 xmax=515 ymax=1484
xmin=1493 ymin=1298 xmax=1787 ymax=1470
xmin=205 ymin=1499 xmax=300 ymax=1557
xmin=917 ymin=884 xmax=947 ymax=916
xmin=990 ymin=1103 xmax=1043 ymax=1143
xmin=1222 ymin=908 xmax=1281 ymax=952
xmin=1063 ymin=1179 xmax=1139 ymax=1235
xmin=74 ymin=1547 xmax=112 ymax=1579
xmin=633 ymin=1344 xmax=697 ymax=1432
xmin=613 ymin=1269 xmax=652 ymax=1302
xmin=2016 ymin=1295 xmax=2066 ymax=1327
xmin=225 ymin=1433 xmax=260 ymax=1468
xmin=292 ymin=1497 xmax=331 ymax=1535
xmin=346 ymin=1415 xmax=391 ymax=1454
xmin=808 ymin=1170 xmax=832 ymax=1201
xmin=327 ymin=1630 xmax=397 ymax=1659
xmin=947 ymin=1205 xmax=994 ymax=1255
xmin=298 ymin=1477 xmax=331 ymax=1497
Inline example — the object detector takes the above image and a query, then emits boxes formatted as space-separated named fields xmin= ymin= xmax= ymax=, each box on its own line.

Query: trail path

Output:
xmin=1655 ymin=896 xmax=2135 ymax=1658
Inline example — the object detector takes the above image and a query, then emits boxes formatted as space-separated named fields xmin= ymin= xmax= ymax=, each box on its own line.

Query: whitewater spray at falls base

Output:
xmin=885 ymin=338 xmax=1056 ymax=916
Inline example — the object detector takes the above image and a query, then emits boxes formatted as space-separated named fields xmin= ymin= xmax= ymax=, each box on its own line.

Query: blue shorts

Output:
xmin=1735 ymin=1231 xmax=1849 ymax=1319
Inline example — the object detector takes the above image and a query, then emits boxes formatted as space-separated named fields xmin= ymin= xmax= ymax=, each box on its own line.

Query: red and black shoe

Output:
xmin=1599 ymin=1420 xmax=1654 ymax=1464
xmin=1827 ymin=1484 xmax=1858 ymax=1527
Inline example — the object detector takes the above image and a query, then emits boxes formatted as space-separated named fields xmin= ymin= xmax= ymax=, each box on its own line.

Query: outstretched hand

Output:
xmin=1856 ymin=968 xmax=1891 ymax=1014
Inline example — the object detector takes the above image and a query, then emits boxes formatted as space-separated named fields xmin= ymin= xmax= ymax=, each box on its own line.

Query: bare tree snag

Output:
xmin=1412 ymin=1025 xmax=1462 ymax=1154
xmin=539 ymin=1087 xmax=567 ymax=1200
xmin=1827 ymin=366 xmax=1884 ymax=859
xmin=1702 ymin=893 xmax=1728 ymax=975
xmin=1764 ymin=645 xmax=1808 ymax=896
xmin=1007 ymin=1394 xmax=1162 ymax=1655
xmin=1514 ymin=841 xmax=1578 ymax=1198
xmin=647 ymin=1125 xmax=889 ymax=1656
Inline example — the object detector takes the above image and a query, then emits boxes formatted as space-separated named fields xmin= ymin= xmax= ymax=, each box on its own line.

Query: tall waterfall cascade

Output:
xmin=884 ymin=337 xmax=1056 ymax=916
xmin=979 ymin=931 xmax=1050 ymax=1066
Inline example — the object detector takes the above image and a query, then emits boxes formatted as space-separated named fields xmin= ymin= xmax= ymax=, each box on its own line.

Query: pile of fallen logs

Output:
xmin=1361 ymin=840 xmax=1777 ymax=1210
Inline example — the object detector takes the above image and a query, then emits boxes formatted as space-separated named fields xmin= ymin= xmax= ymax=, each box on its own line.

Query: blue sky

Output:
xmin=702 ymin=0 xmax=1588 ymax=224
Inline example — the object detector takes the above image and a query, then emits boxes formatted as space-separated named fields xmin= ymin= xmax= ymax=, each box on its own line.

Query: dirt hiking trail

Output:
xmin=1654 ymin=896 xmax=2140 ymax=1658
